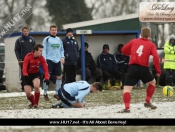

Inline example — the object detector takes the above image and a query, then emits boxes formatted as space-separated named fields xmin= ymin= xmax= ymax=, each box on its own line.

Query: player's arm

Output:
xmin=22 ymin=56 xmax=30 ymax=76
xmin=151 ymin=45 xmax=161 ymax=75
xmin=59 ymin=40 xmax=65 ymax=64
xmin=121 ymin=40 xmax=134 ymax=56
xmin=164 ymin=41 xmax=175 ymax=54
xmin=41 ymin=57 xmax=49 ymax=80
xmin=60 ymin=40 xmax=65 ymax=59
xmin=75 ymin=88 xmax=89 ymax=104
xmin=42 ymin=38 xmax=47 ymax=60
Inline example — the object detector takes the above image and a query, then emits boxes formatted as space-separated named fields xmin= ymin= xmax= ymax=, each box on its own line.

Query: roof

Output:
xmin=62 ymin=13 xmax=139 ymax=29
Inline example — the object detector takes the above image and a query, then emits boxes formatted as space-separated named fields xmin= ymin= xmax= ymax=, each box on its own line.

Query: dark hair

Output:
xmin=33 ymin=44 xmax=43 ymax=52
xmin=22 ymin=26 xmax=29 ymax=31
xmin=50 ymin=25 xmax=57 ymax=30
xmin=92 ymin=82 xmax=102 ymax=91
xmin=118 ymin=44 xmax=123 ymax=52
xmin=85 ymin=42 xmax=89 ymax=47
xmin=66 ymin=28 xmax=73 ymax=34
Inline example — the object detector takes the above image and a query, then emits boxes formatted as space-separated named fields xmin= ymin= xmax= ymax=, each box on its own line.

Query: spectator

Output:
xmin=42 ymin=25 xmax=65 ymax=101
xmin=164 ymin=34 xmax=175 ymax=86
xmin=97 ymin=44 xmax=122 ymax=89
xmin=114 ymin=44 xmax=130 ymax=88
xmin=62 ymin=28 xmax=79 ymax=85
xmin=14 ymin=26 xmax=36 ymax=91
xmin=77 ymin=42 xmax=102 ymax=82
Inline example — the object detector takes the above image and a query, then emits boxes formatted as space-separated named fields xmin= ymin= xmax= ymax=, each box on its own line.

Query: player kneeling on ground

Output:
xmin=51 ymin=81 xmax=102 ymax=108
xmin=23 ymin=44 xmax=49 ymax=108
xmin=118 ymin=27 xmax=161 ymax=113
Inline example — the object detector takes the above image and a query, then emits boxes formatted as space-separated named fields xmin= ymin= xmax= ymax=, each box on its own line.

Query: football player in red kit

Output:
xmin=118 ymin=27 xmax=161 ymax=113
xmin=23 ymin=44 xmax=49 ymax=108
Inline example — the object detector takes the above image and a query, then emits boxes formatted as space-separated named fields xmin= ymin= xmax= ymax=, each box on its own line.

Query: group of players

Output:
xmin=14 ymin=25 xmax=161 ymax=113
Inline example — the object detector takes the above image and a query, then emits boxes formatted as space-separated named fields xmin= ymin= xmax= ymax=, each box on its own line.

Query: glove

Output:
xmin=44 ymin=79 xmax=50 ymax=85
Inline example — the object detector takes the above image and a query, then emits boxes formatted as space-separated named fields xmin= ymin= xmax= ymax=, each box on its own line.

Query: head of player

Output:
xmin=33 ymin=44 xmax=44 ymax=57
xmin=90 ymin=82 xmax=102 ymax=93
xmin=50 ymin=25 xmax=57 ymax=37
xmin=140 ymin=27 xmax=151 ymax=39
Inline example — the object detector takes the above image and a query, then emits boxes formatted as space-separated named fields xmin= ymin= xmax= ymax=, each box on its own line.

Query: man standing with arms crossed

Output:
xmin=118 ymin=27 xmax=161 ymax=113
xmin=42 ymin=25 xmax=65 ymax=101
xmin=14 ymin=26 xmax=36 ymax=91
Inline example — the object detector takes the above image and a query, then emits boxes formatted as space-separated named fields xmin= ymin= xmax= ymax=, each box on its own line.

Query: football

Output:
xmin=163 ymin=86 xmax=174 ymax=97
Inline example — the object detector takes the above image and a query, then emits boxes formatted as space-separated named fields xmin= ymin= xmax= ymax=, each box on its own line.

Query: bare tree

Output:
xmin=0 ymin=0 xmax=51 ymax=32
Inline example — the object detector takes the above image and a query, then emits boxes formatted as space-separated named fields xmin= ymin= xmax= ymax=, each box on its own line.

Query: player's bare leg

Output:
xmin=24 ymin=85 xmax=35 ymax=108
xmin=144 ymin=79 xmax=157 ymax=109
xmin=33 ymin=78 xmax=40 ymax=108
xmin=117 ymin=86 xmax=133 ymax=113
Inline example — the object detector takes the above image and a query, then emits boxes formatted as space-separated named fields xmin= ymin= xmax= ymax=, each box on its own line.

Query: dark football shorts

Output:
xmin=23 ymin=72 xmax=41 ymax=87
xmin=124 ymin=64 xmax=154 ymax=86
xmin=46 ymin=60 xmax=61 ymax=76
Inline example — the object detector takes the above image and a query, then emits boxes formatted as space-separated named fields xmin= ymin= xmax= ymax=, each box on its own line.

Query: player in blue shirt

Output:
xmin=51 ymin=81 xmax=102 ymax=108
xmin=42 ymin=25 xmax=65 ymax=101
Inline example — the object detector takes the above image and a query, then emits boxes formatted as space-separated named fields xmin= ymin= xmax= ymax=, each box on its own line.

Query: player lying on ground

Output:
xmin=51 ymin=81 xmax=102 ymax=108
xmin=118 ymin=27 xmax=161 ymax=113
xmin=22 ymin=44 xmax=49 ymax=108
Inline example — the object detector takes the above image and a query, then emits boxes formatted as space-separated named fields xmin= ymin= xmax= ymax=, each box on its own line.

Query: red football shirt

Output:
xmin=22 ymin=52 xmax=49 ymax=80
xmin=121 ymin=38 xmax=161 ymax=74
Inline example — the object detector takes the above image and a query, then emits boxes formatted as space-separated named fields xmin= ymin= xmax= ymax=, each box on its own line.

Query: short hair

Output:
xmin=50 ymin=25 xmax=57 ymax=30
xmin=33 ymin=44 xmax=43 ymax=52
xmin=22 ymin=26 xmax=29 ymax=31
xmin=141 ymin=27 xmax=151 ymax=38
xmin=91 ymin=82 xmax=102 ymax=91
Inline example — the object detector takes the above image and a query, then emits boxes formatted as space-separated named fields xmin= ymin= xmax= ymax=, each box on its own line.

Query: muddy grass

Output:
xmin=0 ymin=87 xmax=173 ymax=110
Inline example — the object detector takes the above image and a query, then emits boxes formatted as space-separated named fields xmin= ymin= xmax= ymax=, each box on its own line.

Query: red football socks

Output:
xmin=28 ymin=94 xmax=35 ymax=106
xmin=34 ymin=92 xmax=40 ymax=106
xmin=123 ymin=92 xmax=131 ymax=110
xmin=145 ymin=84 xmax=155 ymax=103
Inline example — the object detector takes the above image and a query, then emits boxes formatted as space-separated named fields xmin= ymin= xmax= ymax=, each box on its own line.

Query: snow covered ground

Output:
xmin=0 ymin=90 xmax=174 ymax=131
xmin=0 ymin=89 xmax=174 ymax=118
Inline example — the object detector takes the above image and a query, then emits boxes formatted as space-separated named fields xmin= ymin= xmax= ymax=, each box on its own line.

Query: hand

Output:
xmin=44 ymin=79 xmax=50 ymax=85
xmin=61 ymin=58 xmax=65 ymax=64
xmin=71 ymin=102 xmax=84 ymax=108
xmin=156 ymin=73 xmax=160 ymax=77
